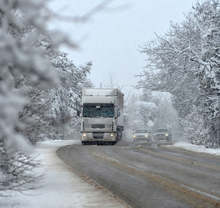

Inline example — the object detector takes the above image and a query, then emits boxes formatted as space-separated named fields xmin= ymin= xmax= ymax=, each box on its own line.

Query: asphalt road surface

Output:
xmin=57 ymin=141 xmax=220 ymax=208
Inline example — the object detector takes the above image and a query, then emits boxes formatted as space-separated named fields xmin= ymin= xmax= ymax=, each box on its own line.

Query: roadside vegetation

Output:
xmin=0 ymin=0 xmax=219 ymax=199
xmin=0 ymin=0 xmax=92 ymax=194
xmin=137 ymin=0 xmax=220 ymax=147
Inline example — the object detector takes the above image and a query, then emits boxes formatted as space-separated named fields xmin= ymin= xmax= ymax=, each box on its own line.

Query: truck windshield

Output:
xmin=83 ymin=104 xmax=114 ymax=118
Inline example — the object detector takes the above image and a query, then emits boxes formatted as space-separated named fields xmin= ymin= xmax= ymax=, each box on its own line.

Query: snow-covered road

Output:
xmin=58 ymin=142 xmax=220 ymax=208
xmin=1 ymin=140 xmax=128 ymax=208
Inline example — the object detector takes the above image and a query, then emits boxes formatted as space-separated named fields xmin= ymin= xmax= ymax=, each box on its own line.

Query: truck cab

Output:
xmin=80 ymin=88 xmax=124 ymax=145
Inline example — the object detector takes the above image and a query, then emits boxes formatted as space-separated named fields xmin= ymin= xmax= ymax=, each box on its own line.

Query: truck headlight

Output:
xmin=82 ymin=133 xmax=87 ymax=137
xmin=133 ymin=135 xmax=136 ymax=139
xmin=145 ymin=133 xmax=149 ymax=138
xmin=165 ymin=133 xmax=168 ymax=137
xmin=110 ymin=133 xmax=115 ymax=137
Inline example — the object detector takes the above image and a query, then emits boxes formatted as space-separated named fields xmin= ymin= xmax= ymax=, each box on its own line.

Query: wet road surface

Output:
xmin=57 ymin=141 xmax=220 ymax=208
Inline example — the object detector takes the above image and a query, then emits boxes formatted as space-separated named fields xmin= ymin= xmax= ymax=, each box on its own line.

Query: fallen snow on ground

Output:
xmin=1 ymin=140 xmax=127 ymax=208
xmin=173 ymin=142 xmax=220 ymax=156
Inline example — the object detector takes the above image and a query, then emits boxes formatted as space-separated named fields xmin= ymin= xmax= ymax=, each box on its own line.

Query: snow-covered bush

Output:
xmin=181 ymin=106 xmax=207 ymax=145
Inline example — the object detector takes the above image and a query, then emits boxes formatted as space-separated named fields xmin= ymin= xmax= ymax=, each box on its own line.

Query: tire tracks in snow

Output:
xmin=91 ymin=151 xmax=220 ymax=208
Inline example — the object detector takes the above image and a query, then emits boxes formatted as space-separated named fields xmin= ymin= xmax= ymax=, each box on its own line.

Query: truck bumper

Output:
xmin=81 ymin=132 xmax=117 ymax=142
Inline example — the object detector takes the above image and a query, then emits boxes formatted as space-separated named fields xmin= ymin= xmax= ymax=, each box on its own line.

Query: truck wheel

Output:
xmin=82 ymin=141 xmax=90 ymax=145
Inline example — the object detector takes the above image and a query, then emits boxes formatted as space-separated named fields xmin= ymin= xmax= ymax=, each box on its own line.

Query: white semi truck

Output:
xmin=80 ymin=88 xmax=124 ymax=145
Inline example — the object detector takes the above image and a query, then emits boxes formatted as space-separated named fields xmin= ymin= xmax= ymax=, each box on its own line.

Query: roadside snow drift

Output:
xmin=173 ymin=142 xmax=220 ymax=156
xmin=0 ymin=140 xmax=127 ymax=208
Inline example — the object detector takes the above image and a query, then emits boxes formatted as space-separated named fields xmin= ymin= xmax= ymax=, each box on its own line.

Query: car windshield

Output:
xmin=83 ymin=104 xmax=114 ymax=118
xmin=135 ymin=130 xmax=148 ymax=133
xmin=154 ymin=129 xmax=168 ymax=132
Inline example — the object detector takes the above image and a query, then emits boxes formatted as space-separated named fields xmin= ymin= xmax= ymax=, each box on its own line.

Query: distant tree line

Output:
xmin=138 ymin=0 xmax=220 ymax=147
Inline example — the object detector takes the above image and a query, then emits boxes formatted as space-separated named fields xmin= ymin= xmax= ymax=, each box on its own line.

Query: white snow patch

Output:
xmin=173 ymin=142 xmax=220 ymax=156
xmin=0 ymin=140 xmax=127 ymax=208
xmin=37 ymin=139 xmax=79 ymax=148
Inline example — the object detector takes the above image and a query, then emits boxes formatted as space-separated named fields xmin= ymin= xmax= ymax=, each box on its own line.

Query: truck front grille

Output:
xmin=92 ymin=124 xmax=105 ymax=129
xmin=93 ymin=132 xmax=104 ymax=139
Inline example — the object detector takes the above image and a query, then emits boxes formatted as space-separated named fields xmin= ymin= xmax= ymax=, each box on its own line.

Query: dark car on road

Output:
xmin=152 ymin=129 xmax=172 ymax=145
xmin=132 ymin=130 xmax=153 ymax=145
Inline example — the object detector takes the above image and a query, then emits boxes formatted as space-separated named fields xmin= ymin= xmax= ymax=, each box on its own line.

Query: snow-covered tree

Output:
xmin=0 ymin=0 xmax=56 ymax=193
xmin=136 ymin=90 xmax=157 ymax=129
xmin=138 ymin=0 xmax=220 ymax=147
xmin=190 ymin=0 xmax=220 ymax=146
xmin=0 ymin=0 xmax=87 ymax=193
xmin=182 ymin=106 xmax=208 ymax=145
xmin=19 ymin=52 xmax=92 ymax=143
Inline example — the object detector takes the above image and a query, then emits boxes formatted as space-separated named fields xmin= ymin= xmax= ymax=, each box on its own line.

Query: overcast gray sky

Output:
xmin=51 ymin=0 xmax=197 ymax=91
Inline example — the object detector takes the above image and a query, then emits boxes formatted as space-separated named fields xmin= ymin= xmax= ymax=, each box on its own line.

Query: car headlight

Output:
xmin=110 ymin=133 xmax=115 ymax=137
xmin=165 ymin=133 xmax=168 ymax=137
xmin=145 ymin=133 xmax=149 ymax=138
xmin=133 ymin=135 xmax=136 ymax=139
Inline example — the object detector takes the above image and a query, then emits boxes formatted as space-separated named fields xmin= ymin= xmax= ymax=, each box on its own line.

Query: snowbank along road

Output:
xmin=57 ymin=141 xmax=220 ymax=208
xmin=1 ymin=140 xmax=129 ymax=208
